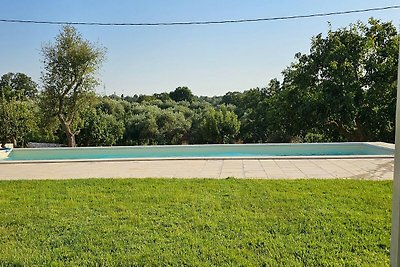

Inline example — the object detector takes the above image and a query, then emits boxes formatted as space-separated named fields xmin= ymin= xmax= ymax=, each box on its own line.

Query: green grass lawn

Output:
xmin=0 ymin=178 xmax=392 ymax=266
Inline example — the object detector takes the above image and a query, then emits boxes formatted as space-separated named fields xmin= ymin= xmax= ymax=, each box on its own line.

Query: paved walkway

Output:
xmin=0 ymin=158 xmax=394 ymax=180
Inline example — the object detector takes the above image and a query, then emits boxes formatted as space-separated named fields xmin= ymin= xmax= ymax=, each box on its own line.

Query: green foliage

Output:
xmin=278 ymin=19 xmax=398 ymax=142
xmin=156 ymin=109 xmax=191 ymax=145
xmin=97 ymin=97 xmax=126 ymax=120
xmin=169 ymin=86 xmax=195 ymax=102
xmin=40 ymin=25 xmax=106 ymax=147
xmin=197 ymin=105 xmax=240 ymax=143
xmin=0 ymin=98 xmax=38 ymax=147
xmin=239 ymin=89 xmax=270 ymax=142
xmin=200 ymin=95 xmax=223 ymax=106
xmin=0 ymin=72 xmax=38 ymax=100
xmin=122 ymin=103 xmax=192 ymax=145
xmin=124 ymin=115 xmax=158 ymax=146
xmin=123 ymin=104 xmax=159 ymax=145
xmin=216 ymin=19 xmax=399 ymax=144
xmin=218 ymin=19 xmax=398 ymax=144
xmin=0 ymin=179 xmax=391 ymax=266
xmin=302 ymin=132 xmax=332 ymax=143
xmin=78 ymin=108 xmax=124 ymax=146
xmin=0 ymin=72 xmax=39 ymax=147
xmin=221 ymin=84 xmax=281 ymax=143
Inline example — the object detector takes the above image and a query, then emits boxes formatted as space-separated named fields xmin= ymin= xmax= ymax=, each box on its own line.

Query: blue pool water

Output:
xmin=3 ymin=143 xmax=394 ymax=161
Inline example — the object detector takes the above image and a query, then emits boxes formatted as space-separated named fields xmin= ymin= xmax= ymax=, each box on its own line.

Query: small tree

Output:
xmin=41 ymin=25 xmax=105 ymax=147
xmin=0 ymin=98 xmax=38 ymax=147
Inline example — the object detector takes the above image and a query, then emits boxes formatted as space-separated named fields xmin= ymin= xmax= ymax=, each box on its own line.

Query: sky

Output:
xmin=0 ymin=1 xmax=399 ymax=96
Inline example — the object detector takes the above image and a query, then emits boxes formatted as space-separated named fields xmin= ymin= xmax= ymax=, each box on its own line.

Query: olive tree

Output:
xmin=40 ymin=25 xmax=105 ymax=147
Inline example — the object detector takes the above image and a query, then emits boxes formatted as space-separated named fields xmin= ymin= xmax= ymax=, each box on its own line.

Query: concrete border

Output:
xmin=0 ymin=158 xmax=394 ymax=181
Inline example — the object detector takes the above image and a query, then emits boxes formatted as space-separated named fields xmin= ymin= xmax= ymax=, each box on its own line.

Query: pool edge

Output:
xmin=0 ymin=155 xmax=394 ymax=164
xmin=1 ymin=141 xmax=394 ymax=164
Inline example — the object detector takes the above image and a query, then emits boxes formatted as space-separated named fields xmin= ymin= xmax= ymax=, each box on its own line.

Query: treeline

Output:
xmin=0 ymin=84 xmax=240 ymax=146
xmin=0 ymin=18 xmax=398 ymax=147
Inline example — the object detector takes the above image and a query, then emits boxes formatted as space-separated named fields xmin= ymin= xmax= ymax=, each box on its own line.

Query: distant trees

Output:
xmin=0 ymin=18 xmax=397 ymax=147
xmin=195 ymin=105 xmax=240 ymax=144
xmin=123 ymin=102 xmax=192 ymax=145
xmin=40 ymin=25 xmax=106 ymax=147
xmin=124 ymin=106 xmax=159 ymax=145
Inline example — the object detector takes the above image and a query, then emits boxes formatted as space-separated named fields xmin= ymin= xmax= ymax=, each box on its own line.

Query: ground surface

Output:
xmin=0 ymin=179 xmax=391 ymax=266
xmin=0 ymin=158 xmax=394 ymax=180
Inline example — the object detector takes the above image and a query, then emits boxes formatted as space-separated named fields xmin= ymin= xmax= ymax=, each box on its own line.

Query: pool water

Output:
xmin=4 ymin=143 xmax=394 ymax=161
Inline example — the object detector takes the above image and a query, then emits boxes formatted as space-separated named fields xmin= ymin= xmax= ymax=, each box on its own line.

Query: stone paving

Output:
xmin=0 ymin=158 xmax=394 ymax=180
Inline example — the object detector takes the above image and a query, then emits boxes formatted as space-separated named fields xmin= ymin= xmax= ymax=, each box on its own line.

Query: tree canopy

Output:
xmin=169 ymin=87 xmax=195 ymax=102
xmin=0 ymin=72 xmax=37 ymax=100
xmin=40 ymin=25 xmax=106 ymax=147
xmin=279 ymin=18 xmax=398 ymax=142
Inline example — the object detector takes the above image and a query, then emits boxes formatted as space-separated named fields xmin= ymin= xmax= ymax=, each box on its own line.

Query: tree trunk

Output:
xmin=66 ymin=130 xmax=76 ymax=147
xmin=327 ymin=120 xmax=367 ymax=141
xmin=62 ymin=122 xmax=76 ymax=147
xmin=59 ymin=114 xmax=76 ymax=147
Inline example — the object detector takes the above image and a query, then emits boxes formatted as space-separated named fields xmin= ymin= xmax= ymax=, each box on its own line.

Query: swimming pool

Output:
xmin=2 ymin=142 xmax=394 ymax=162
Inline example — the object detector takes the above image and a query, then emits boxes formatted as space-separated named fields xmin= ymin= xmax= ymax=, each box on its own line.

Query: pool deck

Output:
xmin=0 ymin=158 xmax=394 ymax=180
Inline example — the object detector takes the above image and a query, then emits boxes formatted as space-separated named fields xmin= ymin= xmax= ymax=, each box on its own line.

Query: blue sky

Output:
xmin=0 ymin=1 xmax=399 ymax=96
